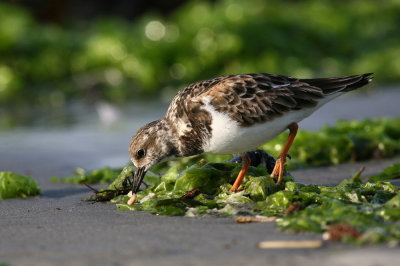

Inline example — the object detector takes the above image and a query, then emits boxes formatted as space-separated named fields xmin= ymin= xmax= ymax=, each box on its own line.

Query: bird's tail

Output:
xmin=300 ymin=73 xmax=373 ymax=95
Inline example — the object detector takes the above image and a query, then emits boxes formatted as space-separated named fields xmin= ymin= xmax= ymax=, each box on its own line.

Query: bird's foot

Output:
xmin=230 ymin=185 xmax=244 ymax=193
xmin=230 ymin=154 xmax=251 ymax=193
xmin=270 ymin=156 xmax=286 ymax=184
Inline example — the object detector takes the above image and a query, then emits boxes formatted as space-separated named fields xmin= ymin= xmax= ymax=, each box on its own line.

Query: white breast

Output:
xmin=201 ymin=94 xmax=340 ymax=154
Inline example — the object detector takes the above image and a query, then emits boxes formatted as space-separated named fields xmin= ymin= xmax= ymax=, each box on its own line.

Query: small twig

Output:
xmin=284 ymin=202 xmax=305 ymax=216
xmin=257 ymin=240 xmax=322 ymax=249
xmin=84 ymin=183 xmax=100 ymax=193
xmin=85 ymin=184 xmax=131 ymax=202
xmin=322 ymin=223 xmax=361 ymax=241
xmin=180 ymin=188 xmax=201 ymax=199
xmin=236 ymin=215 xmax=276 ymax=223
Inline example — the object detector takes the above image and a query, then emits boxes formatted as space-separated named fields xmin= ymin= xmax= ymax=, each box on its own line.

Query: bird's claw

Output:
xmin=270 ymin=157 xmax=285 ymax=184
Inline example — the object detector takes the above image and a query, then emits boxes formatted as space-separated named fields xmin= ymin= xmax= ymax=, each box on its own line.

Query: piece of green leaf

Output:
xmin=0 ymin=171 xmax=41 ymax=199
xmin=368 ymin=163 xmax=400 ymax=182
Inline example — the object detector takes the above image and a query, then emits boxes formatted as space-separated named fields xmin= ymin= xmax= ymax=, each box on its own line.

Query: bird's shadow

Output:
xmin=42 ymin=186 xmax=93 ymax=198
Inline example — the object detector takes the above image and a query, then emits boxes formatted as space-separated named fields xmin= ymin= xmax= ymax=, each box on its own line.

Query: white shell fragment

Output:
xmin=127 ymin=192 xmax=137 ymax=206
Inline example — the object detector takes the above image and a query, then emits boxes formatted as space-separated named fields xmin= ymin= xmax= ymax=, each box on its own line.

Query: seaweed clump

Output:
xmin=87 ymin=155 xmax=400 ymax=245
xmin=258 ymin=177 xmax=400 ymax=245
xmin=0 ymin=171 xmax=41 ymax=199
xmin=115 ymin=157 xmax=287 ymax=216
xmin=85 ymin=166 xmax=135 ymax=202
xmin=51 ymin=167 xmax=123 ymax=184
xmin=262 ymin=118 xmax=400 ymax=168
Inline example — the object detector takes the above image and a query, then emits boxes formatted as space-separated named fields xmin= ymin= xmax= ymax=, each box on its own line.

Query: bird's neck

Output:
xmin=157 ymin=118 xmax=181 ymax=158
xmin=163 ymin=115 xmax=210 ymax=157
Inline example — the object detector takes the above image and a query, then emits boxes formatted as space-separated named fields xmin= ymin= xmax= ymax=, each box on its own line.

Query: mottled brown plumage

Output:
xmin=166 ymin=73 xmax=372 ymax=128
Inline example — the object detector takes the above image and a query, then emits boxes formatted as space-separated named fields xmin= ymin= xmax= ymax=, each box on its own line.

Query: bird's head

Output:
xmin=128 ymin=120 xmax=176 ymax=194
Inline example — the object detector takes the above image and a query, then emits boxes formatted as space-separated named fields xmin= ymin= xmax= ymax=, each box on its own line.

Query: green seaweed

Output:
xmin=244 ymin=176 xmax=279 ymax=201
xmin=109 ymin=158 xmax=292 ymax=214
xmin=368 ymin=163 xmax=400 ymax=182
xmin=262 ymin=118 xmax=400 ymax=168
xmin=114 ymin=162 xmax=261 ymax=215
xmin=269 ymin=180 xmax=400 ymax=245
xmin=173 ymin=163 xmax=236 ymax=194
xmin=105 ymin=160 xmax=400 ymax=245
xmin=0 ymin=171 xmax=41 ymax=199
xmin=51 ymin=166 xmax=123 ymax=184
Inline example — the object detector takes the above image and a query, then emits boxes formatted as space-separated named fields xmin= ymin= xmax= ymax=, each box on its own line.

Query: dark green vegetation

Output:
xmin=90 ymin=158 xmax=400 ymax=245
xmin=263 ymin=118 xmax=400 ymax=168
xmin=368 ymin=163 xmax=400 ymax=182
xmin=1 ymin=0 xmax=399 ymax=114
xmin=263 ymin=179 xmax=400 ymax=245
xmin=0 ymin=172 xmax=41 ymax=199
xmin=90 ymin=161 xmax=288 ymax=216
xmin=51 ymin=167 xmax=123 ymax=184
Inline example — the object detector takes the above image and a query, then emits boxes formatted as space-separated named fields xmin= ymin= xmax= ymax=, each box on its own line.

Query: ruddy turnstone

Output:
xmin=128 ymin=73 xmax=373 ymax=204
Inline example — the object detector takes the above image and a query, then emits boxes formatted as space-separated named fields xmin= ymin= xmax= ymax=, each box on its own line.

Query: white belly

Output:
xmin=202 ymin=95 xmax=339 ymax=154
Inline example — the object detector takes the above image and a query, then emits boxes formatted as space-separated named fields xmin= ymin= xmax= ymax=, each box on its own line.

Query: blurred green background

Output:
xmin=1 ymin=0 xmax=399 ymax=126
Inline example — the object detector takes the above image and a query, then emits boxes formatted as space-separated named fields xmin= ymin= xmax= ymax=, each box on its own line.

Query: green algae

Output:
xmin=110 ymin=159 xmax=283 ymax=211
xmin=0 ymin=171 xmax=41 ymax=199
xmin=262 ymin=118 xmax=400 ymax=168
xmin=368 ymin=163 xmax=400 ymax=182
xmin=270 ymin=180 xmax=399 ymax=245
xmin=106 ymin=160 xmax=399 ymax=245
xmin=112 ymin=159 xmax=286 ymax=216
xmin=51 ymin=166 xmax=123 ymax=184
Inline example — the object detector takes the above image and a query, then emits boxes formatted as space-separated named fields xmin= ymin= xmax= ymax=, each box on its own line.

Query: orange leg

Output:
xmin=230 ymin=153 xmax=251 ymax=192
xmin=270 ymin=123 xmax=298 ymax=184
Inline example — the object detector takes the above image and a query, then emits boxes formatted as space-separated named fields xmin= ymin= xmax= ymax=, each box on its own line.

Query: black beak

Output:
xmin=131 ymin=167 xmax=147 ymax=194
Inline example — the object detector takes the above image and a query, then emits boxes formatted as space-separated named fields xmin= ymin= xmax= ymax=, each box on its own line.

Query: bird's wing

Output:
xmin=166 ymin=73 xmax=372 ymax=128
xmin=165 ymin=75 xmax=226 ymax=123
xmin=198 ymin=73 xmax=325 ymax=127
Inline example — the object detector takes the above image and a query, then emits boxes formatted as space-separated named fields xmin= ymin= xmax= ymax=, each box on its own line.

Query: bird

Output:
xmin=127 ymin=72 xmax=373 ymax=205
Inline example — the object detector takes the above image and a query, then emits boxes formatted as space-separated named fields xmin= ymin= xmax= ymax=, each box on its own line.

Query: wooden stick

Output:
xmin=257 ymin=240 xmax=322 ymax=249
xmin=236 ymin=216 xmax=276 ymax=223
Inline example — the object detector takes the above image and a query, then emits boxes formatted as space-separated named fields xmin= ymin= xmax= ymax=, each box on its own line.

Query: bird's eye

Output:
xmin=136 ymin=149 xmax=146 ymax=159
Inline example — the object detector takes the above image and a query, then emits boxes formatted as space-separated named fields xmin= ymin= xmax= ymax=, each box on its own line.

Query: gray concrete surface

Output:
xmin=1 ymin=88 xmax=400 ymax=265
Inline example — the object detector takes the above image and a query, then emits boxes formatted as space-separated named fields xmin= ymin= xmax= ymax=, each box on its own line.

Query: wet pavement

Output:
xmin=1 ymin=88 xmax=400 ymax=265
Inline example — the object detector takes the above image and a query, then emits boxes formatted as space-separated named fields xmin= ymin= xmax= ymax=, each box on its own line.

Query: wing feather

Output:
xmin=167 ymin=73 xmax=372 ymax=128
